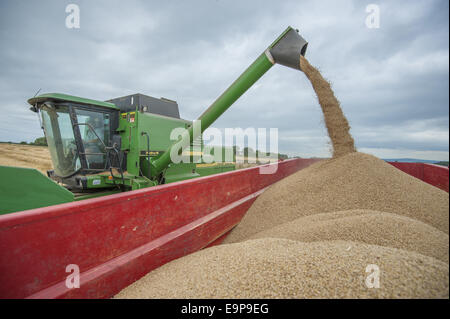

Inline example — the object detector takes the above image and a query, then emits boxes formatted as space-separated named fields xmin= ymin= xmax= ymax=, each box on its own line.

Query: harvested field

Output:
xmin=115 ymin=238 xmax=449 ymax=299
xmin=0 ymin=143 xmax=52 ymax=174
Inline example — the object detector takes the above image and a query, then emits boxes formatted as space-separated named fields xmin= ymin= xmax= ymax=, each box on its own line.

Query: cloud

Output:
xmin=0 ymin=0 xmax=448 ymax=161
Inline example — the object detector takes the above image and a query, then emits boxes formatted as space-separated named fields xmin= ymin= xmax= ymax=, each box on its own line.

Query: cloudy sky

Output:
xmin=0 ymin=0 xmax=448 ymax=160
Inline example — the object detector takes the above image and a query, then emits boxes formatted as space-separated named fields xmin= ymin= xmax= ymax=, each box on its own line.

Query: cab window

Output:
xmin=75 ymin=108 xmax=111 ymax=170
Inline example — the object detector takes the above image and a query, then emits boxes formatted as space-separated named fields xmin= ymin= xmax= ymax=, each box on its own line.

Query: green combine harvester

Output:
xmin=0 ymin=26 xmax=308 ymax=215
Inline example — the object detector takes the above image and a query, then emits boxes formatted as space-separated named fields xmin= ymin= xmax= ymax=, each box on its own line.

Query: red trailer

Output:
xmin=0 ymin=159 xmax=447 ymax=299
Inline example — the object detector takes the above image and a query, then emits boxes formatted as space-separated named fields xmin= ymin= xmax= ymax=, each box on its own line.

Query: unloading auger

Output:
xmin=151 ymin=26 xmax=308 ymax=177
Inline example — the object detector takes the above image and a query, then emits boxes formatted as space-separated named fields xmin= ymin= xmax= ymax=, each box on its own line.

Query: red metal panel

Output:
xmin=423 ymin=164 xmax=449 ymax=193
xmin=388 ymin=162 xmax=448 ymax=192
xmin=388 ymin=162 xmax=424 ymax=180
xmin=28 ymin=189 xmax=262 ymax=299
xmin=0 ymin=158 xmax=320 ymax=299
xmin=205 ymin=229 xmax=234 ymax=248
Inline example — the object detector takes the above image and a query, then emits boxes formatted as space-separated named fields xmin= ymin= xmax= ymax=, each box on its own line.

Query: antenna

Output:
xmin=33 ymin=88 xmax=42 ymax=98
xmin=31 ymin=88 xmax=44 ymax=130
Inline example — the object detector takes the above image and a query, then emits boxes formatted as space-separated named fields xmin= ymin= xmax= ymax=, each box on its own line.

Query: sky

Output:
xmin=0 ymin=0 xmax=448 ymax=160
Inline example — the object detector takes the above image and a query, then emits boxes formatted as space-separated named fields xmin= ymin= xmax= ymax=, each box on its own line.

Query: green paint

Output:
xmin=28 ymin=93 xmax=119 ymax=110
xmin=0 ymin=166 xmax=74 ymax=215
xmin=268 ymin=26 xmax=294 ymax=49
xmin=196 ymin=163 xmax=235 ymax=177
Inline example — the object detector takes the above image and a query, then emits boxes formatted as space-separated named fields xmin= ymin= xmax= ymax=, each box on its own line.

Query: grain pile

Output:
xmin=115 ymin=239 xmax=449 ymax=299
xmin=115 ymin=57 xmax=449 ymax=299
xmin=223 ymin=152 xmax=449 ymax=242
xmin=248 ymin=210 xmax=449 ymax=263
xmin=0 ymin=143 xmax=52 ymax=174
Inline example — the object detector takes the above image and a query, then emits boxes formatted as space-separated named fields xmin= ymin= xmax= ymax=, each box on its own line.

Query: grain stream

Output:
xmin=300 ymin=56 xmax=356 ymax=158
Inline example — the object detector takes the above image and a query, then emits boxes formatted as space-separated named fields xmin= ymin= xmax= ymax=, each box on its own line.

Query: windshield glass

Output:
xmin=41 ymin=105 xmax=81 ymax=177
xmin=75 ymin=108 xmax=110 ymax=170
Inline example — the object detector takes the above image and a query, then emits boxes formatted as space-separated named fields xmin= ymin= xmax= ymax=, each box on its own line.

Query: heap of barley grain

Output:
xmin=115 ymin=238 xmax=449 ymax=299
xmin=114 ymin=56 xmax=449 ymax=299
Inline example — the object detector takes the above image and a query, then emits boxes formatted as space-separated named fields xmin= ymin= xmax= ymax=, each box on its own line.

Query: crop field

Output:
xmin=0 ymin=143 xmax=52 ymax=174
xmin=0 ymin=143 xmax=260 ymax=173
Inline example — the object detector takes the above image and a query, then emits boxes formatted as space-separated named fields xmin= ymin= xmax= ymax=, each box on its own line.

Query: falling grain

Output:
xmin=299 ymin=56 xmax=356 ymax=158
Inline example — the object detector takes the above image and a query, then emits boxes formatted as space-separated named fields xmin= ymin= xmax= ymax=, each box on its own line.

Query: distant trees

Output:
xmin=33 ymin=137 xmax=47 ymax=146
xmin=435 ymin=161 xmax=449 ymax=167
xmin=239 ymin=147 xmax=288 ymax=163
xmin=0 ymin=137 xmax=48 ymax=146
xmin=243 ymin=147 xmax=256 ymax=158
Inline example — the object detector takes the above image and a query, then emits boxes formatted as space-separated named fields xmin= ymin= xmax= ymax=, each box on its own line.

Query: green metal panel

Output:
xmin=0 ymin=166 xmax=74 ymax=215
xmin=196 ymin=163 xmax=235 ymax=177
xmin=198 ymin=53 xmax=273 ymax=131
xmin=138 ymin=112 xmax=192 ymax=151
xmin=119 ymin=110 xmax=193 ymax=179
xmin=28 ymin=93 xmax=119 ymax=110
xmin=125 ymin=111 xmax=139 ymax=176
xmin=164 ymin=163 xmax=200 ymax=184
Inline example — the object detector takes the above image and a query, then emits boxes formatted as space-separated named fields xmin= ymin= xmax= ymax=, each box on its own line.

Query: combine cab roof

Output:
xmin=28 ymin=93 xmax=119 ymax=111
